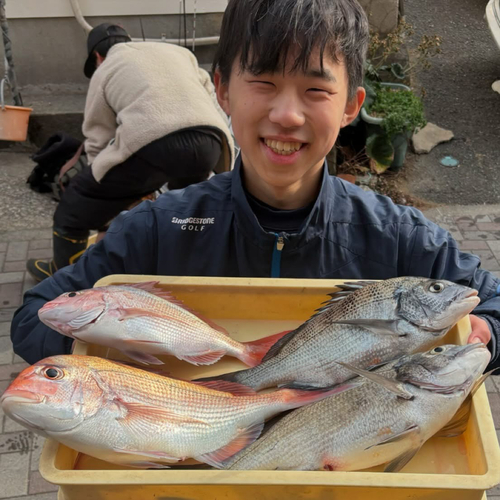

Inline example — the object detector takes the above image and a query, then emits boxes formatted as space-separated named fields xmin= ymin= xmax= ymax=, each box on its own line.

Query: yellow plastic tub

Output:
xmin=38 ymin=275 xmax=500 ymax=500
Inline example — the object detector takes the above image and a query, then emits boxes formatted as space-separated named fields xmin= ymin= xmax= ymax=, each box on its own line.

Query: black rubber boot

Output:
xmin=26 ymin=231 xmax=88 ymax=282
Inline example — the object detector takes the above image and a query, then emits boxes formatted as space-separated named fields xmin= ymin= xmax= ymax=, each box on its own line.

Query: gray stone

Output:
xmin=412 ymin=123 xmax=454 ymax=154
xmin=493 ymin=80 xmax=500 ymax=95
xmin=0 ymin=272 xmax=25 ymax=285
xmin=3 ymin=416 xmax=29 ymax=434
xmin=0 ymin=451 xmax=30 ymax=498
xmin=6 ymin=242 xmax=29 ymax=262
xmin=0 ymin=337 xmax=13 ymax=365
xmin=0 ymin=322 xmax=8 ymax=336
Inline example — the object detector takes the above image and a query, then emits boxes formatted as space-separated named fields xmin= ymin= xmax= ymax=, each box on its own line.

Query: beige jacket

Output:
xmin=82 ymin=42 xmax=234 ymax=182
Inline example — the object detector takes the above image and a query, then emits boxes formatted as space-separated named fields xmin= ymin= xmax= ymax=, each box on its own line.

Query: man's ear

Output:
xmin=214 ymin=69 xmax=230 ymax=116
xmin=341 ymin=86 xmax=366 ymax=128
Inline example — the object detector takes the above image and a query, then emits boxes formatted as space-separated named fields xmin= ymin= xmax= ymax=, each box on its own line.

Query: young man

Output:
xmin=11 ymin=0 xmax=499 ymax=370
xmin=26 ymin=23 xmax=234 ymax=282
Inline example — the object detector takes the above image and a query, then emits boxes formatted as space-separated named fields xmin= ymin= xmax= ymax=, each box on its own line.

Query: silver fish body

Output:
xmin=214 ymin=277 xmax=479 ymax=390
xmin=225 ymin=343 xmax=490 ymax=471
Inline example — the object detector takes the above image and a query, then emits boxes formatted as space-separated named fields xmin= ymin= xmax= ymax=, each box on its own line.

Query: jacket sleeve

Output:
xmin=11 ymin=203 xmax=158 ymax=364
xmin=403 ymin=219 xmax=500 ymax=371
xmin=82 ymin=71 xmax=117 ymax=165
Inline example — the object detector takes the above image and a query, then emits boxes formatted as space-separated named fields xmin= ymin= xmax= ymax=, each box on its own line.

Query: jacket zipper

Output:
xmin=271 ymin=233 xmax=285 ymax=278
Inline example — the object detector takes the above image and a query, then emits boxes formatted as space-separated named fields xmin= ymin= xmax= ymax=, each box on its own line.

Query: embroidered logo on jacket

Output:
xmin=171 ymin=217 xmax=215 ymax=232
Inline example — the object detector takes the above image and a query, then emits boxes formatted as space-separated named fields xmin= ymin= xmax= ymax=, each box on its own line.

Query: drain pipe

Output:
xmin=69 ymin=0 xmax=219 ymax=45
xmin=69 ymin=0 xmax=92 ymax=33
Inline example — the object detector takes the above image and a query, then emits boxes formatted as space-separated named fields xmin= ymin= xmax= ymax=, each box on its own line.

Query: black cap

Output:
xmin=84 ymin=23 xmax=131 ymax=78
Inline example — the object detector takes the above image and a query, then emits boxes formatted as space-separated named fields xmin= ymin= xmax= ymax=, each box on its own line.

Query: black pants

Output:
xmin=54 ymin=128 xmax=222 ymax=238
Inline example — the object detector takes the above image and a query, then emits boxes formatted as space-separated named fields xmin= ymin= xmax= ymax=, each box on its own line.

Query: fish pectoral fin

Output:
xmin=366 ymin=425 xmax=420 ymax=450
xmin=192 ymin=380 xmax=257 ymax=395
xmin=435 ymin=395 xmax=472 ymax=438
xmin=330 ymin=319 xmax=406 ymax=336
xmin=115 ymin=308 xmax=171 ymax=321
xmin=336 ymin=362 xmax=414 ymax=400
xmin=112 ymin=446 xmax=180 ymax=463
xmin=66 ymin=307 xmax=105 ymax=329
xmin=384 ymin=443 xmax=422 ymax=473
xmin=195 ymin=422 xmax=265 ymax=469
xmin=122 ymin=350 xmax=164 ymax=365
xmin=115 ymin=400 xmax=208 ymax=426
xmin=178 ymin=351 xmax=226 ymax=366
xmin=280 ymin=378 xmax=365 ymax=394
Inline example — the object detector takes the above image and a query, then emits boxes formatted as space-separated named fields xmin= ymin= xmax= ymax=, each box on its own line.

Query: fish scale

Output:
xmin=210 ymin=277 xmax=480 ymax=390
xmin=1 ymin=355 xmax=341 ymax=468
xmin=38 ymin=283 xmax=285 ymax=367
xmin=225 ymin=344 xmax=490 ymax=471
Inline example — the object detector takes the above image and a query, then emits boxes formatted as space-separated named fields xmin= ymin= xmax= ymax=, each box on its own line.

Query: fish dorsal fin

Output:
xmin=195 ymin=422 xmax=264 ymax=469
xmin=306 ymin=281 xmax=379 ymax=322
xmin=323 ymin=281 xmax=378 ymax=305
xmin=123 ymin=282 xmax=229 ymax=335
xmin=260 ymin=327 xmax=304 ymax=362
xmin=192 ymin=379 xmax=257 ymax=396
xmin=337 ymin=362 xmax=414 ymax=400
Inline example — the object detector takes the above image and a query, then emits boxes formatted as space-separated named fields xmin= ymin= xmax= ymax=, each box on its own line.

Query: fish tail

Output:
xmin=239 ymin=330 xmax=292 ymax=367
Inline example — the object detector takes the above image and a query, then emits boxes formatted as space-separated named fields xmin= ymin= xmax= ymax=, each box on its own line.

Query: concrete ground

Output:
xmin=404 ymin=0 xmax=500 ymax=204
xmin=1 ymin=151 xmax=500 ymax=498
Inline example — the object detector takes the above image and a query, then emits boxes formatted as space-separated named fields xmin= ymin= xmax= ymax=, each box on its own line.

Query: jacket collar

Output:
xmin=231 ymin=154 xmax=335 ymax=250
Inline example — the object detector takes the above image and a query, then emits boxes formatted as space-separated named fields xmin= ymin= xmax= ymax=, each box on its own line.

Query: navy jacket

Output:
xmin=12 ymin=157 xmax=500 ymax=369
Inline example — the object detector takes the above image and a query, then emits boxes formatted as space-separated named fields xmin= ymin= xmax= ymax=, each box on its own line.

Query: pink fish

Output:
xmin=0 ymin=355 xmax=345 ymax=468
xmin=38 ymin=282 xmax=287 ymax=366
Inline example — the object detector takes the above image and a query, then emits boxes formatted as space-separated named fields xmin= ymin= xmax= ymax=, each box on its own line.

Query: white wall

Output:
xmin=6 ymin=0 xmax=228 ymax=19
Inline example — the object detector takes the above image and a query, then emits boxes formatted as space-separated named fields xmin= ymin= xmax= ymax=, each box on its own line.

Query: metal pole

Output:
xmin=0 ymin=0 xmax=22 ymax=106
xmin=192 ymin=0 xmax=197 ymax=52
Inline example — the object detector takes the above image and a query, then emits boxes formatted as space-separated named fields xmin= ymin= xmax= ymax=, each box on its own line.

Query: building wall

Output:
xmin=1 ymin=0 xmax=400 ymax=88
xmin=0 ymin=13 xmax=223 ymax=87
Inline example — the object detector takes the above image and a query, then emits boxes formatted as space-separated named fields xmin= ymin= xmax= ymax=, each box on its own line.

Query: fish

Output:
xmin=0 ymin=355 xmax=345 ymax=469
xmin=38 ymin=282 xmax=287 ymax=366
xmin=198 ymin=278 xmax=480 ymax=390
xmin=223 ymin=343 xmax=491 ymax=471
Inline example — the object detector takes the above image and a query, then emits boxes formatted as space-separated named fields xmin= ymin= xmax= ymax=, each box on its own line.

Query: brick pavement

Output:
xmin=2 ymin=208 xmax=500 ymax=499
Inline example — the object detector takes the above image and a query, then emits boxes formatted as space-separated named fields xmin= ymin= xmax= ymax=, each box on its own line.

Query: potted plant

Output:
xmin=358 ymin=20 xmax=441 ymax=173
xmin=360 ymin=80 xmax=426 ymax=173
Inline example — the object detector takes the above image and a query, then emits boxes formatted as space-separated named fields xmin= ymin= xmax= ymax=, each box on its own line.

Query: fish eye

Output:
xmin=428 ymin=282 xmax=445 ymax=293
xmin=431 ymin=346 xmax=445 ymax=354
xmin=68 ymin=292 xmax=77 ymax=298
xmin=43 ymin=367 xmax=64 ymax=380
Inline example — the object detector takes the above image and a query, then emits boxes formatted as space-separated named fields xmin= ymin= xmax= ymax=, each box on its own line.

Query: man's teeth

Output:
xmin=264 ymin=139 xmax=303 ymax=155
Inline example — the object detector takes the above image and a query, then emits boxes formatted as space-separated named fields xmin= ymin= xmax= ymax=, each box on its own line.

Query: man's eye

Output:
xmin=308 ymin=88 xmax=330 ymax=94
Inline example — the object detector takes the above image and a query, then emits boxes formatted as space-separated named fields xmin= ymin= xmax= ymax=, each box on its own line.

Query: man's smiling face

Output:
xmin=215 ymin=46 xmax=364 ymax=208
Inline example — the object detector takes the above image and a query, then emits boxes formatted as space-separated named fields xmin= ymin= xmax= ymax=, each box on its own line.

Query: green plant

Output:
xmin=362 ymin=83 xmax=426 ymax=174
xmin=366 ymin=19 xmax=442 ymax=83
xmin=368 ymin=84 xmax=426 ymax=137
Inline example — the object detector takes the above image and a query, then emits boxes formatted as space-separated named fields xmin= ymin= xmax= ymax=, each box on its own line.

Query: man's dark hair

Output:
xmin=94 ymin=36 xmax=130 ymax=58
xmin=213 ymin=0 xmax=369 ymax=100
